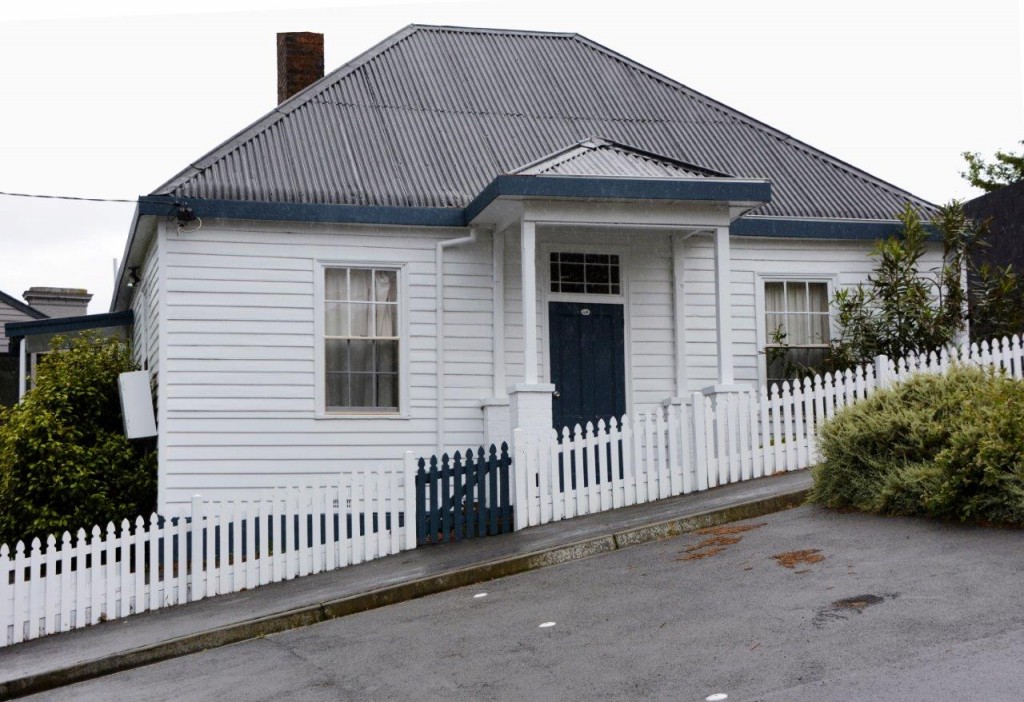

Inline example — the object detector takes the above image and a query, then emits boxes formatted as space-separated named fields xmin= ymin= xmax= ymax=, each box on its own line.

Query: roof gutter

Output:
xmin=435 ymin=227 xmax=480 ymax=456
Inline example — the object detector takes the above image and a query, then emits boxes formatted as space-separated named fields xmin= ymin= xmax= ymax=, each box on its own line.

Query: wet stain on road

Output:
xmin=813 ymin=593 xmax=898 ymax=627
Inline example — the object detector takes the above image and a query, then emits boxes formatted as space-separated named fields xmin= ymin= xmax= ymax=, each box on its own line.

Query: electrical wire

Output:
xmin=0 ymin=190 xmax=136 ymax=203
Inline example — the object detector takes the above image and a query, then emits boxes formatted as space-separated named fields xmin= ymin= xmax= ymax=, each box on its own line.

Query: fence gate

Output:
xmin=414 ymin=443 xmax=513 ymax=545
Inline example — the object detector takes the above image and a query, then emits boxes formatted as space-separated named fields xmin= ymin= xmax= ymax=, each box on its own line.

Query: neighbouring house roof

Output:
xmin=6 ymin=310 xmax=134 ymax=354
xmin=0 ymin=289 xmax=47 ymax=321
xmin=151 ymin=24 xmax=935 ymax=222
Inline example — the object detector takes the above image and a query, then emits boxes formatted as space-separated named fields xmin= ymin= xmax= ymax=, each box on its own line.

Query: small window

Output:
xmin=550 ymin=252 xmax=621 ymax=295
xmin=323 ymin=267 xmax=399 ymax=412
xmin=764 ymin=280 xmax=830 ymax=388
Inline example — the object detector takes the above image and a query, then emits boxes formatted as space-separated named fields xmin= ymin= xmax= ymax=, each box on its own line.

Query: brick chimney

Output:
xmin=23 ymin=287 xmax=92 ymax=318
xmin=277 ymin=32 xmax=324 ymax=104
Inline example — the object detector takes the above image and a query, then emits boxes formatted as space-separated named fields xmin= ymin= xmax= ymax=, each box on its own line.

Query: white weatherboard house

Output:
xmin=109 ymin=26 xmax=941 ymax=512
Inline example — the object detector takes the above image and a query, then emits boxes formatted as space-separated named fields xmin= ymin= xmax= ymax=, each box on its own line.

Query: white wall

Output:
xmin=156 ymin=219 xmax=495 ymax=509
xmin=152 ymin=217 xmax=946 ymax=509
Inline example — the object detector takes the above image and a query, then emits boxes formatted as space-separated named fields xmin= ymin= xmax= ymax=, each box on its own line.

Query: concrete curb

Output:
xmin=0 ymin=487 xmax=808 ymax=700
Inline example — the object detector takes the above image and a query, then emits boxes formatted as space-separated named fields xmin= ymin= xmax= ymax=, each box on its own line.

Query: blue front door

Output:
xmin=548 ymin=301 xmax=627 ymax=432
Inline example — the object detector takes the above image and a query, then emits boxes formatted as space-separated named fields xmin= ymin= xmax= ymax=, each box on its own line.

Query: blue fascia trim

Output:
xmin=465 ymin=175 xmax=772 ymax=223
xmin=731 ymin=217 xmax=940 ymax=241
xmin=138 ymin=195 xmax=465 ymax=228
xmin=6 ymin=310 xmax=135 ymax=340
xmin=141 ymin=177 xmax=771 ymax=231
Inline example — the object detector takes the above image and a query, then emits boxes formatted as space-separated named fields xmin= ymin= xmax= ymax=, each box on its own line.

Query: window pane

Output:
xmin=808 ymin=283 xmax=829 ymax=312
xmin=550 ymin=261 xmax=560 ymax=292
xmin=787 ymin=282 xmax=808 ymax=314
xmin=560 ymin=262 xmax=585 ymax=285
xmin=375 ymin=304 xmax=397 ymax=336
xmin=350 ymin=269 xmax=372 ymax=301
xmin=765 ymin=282 xmax=785 ymax=312
xmin=375 ymin=270 xmax=397 ymax=302
xmin=326 ymin=372 xmax=349 ymax=408
xmin=324 ymin=302 xmax=349 ymax=336
xmin=588 ymin=263 xmax=610 ymax=285
xmin=376 ymin=374 xmax=398 ymax=409
xmin=786 ymin=313 xmax=809 ymax=345
xmin=325 ymin=339 xmax=349 ymax=372
xmin=585 ymin=254 xmax=609 ymax=265
xmin=376 ymin=340 xmax=398 ymax=374
xmin=766 ymin=312 xmax=786 ymax=343
xmin=562 ymin=252 xmax=584 ymax=264
xmin=350 ymin=303 xmax=371 ymax=337
xmin=349 ymin=374 xmax=375 ymax=407
xmin=349 ymin=340 xmax=374 ymax=372
xmin=811 ymin=313 xmax=830 ymax=344
xmin=325 ymin=268 xmax=347 ymax=301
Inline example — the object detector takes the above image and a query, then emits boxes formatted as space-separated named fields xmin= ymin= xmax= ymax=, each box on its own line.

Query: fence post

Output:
xmin=512 ymin=428 xmax=530 ymax=531
xmin=190 ymin=495 xmax=204 ymax=601
xmin=691 ymin=392 xmax=709 ymax=491
xmin=874 ymin=354 xmax=890 ymax=390
xmin=403 ymin=451 xmax=417 ymax=551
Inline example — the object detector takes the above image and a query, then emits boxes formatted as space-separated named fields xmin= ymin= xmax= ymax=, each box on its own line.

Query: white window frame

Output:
xmin=314 ymin=260 xmax=410 ymax=419
xmin=754 ymin=272 xmax=839 ymax=388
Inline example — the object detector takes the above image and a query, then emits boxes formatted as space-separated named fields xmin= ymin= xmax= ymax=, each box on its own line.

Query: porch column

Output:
xmin=508 ymin=218 xmax=554 ymax=441
xmin=521 ymin=219 xmax=538 ymax=385
xmin=17 ymin=337 xmax=27 ymax=400
xmin=704 ymin=225 xmax=742 ymax=397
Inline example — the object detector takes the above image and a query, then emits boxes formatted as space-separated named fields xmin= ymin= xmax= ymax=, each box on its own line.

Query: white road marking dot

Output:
xmin=539 ymin=622 xmax=556 ymax=628
xmin=706 ymin=694 xmax=728 ymax=701
xmin=473 ymin=593 xmax=487 ymax=599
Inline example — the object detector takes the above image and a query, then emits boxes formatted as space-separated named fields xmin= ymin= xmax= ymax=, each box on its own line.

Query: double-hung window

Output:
xmin=764 ymin=280 xmax=830 ymax=388
xmin=323 ymin=267 xmax=399 ymax=413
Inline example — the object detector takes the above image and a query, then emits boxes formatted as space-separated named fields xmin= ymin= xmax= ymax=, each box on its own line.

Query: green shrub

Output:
xmin=0 ymin=333 xmax=157 ymax=546
xmin=809 ymin=365 xmax=1024 ymax=525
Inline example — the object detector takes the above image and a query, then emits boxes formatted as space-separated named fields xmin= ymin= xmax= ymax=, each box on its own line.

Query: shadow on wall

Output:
xmin=0 ymin=355 xmax=17 ymax=407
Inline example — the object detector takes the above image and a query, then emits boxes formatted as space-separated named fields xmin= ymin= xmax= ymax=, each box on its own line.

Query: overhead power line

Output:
xmin=0 ymin=190 xmax=136 ymax=204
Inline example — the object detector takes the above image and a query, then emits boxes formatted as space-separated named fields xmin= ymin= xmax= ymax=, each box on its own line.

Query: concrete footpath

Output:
xmin=0 ymin=471 xmax=811 ymax=699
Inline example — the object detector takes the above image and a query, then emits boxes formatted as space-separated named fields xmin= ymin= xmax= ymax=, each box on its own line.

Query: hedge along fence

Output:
xmin=512 ymin=336 xmax=1024 ymax=529
xmin=0 ymin=471 xmax=415 ymax=648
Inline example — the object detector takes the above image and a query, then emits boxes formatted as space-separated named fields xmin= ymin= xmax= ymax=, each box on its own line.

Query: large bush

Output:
xmin=0 ymin=333 xmax=157 ymax=545
xmin=809 ymin=365 xmax=1024 ymax=525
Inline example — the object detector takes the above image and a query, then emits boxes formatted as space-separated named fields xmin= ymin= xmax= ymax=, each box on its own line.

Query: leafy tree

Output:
xmin=770 ymin=201 xmax=1018 ymax=377
xmin=961 ymin=141 xmax=1024 ymax=192
xmin=0 ymin=333 xmax=157 ymax=546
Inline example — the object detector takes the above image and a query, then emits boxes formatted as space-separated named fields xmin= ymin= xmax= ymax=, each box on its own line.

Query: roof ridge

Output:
xmin=566 ymin=33 xmax=935 ymax=210
xmin=0 ymin=289 xmax=48 ymax=320
xmin=406 ymin=23 xmax=579 ymax=38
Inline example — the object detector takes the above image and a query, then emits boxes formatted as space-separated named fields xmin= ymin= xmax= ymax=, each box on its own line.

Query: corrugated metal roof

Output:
xmin=154 ymin=25 xmax=935 ymax=220
xmin=512 ymin=137 xmax=729 ymax=178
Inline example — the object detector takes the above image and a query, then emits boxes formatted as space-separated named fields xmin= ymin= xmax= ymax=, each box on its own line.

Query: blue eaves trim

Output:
xmin=6 ymin=310 xmax=135 ymax=341
xmin=464 ymin=175 xmax=772 ymax=223
xmin=138 ymin=195 xmax=465 ymax=227
xmin=731 ymin=217 xmax=940 ymax=241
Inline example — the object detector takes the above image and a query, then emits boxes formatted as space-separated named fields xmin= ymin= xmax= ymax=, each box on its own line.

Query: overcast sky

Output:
xmin=1 ymin=0 xmax=1021 ymax=313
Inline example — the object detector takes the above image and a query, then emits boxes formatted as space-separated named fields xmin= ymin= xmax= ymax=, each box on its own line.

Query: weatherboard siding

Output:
xmin=158 ymin=220 xmax=494 ymax=509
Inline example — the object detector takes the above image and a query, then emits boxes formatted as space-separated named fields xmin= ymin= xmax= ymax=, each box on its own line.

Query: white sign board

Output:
xmin=118 ymin=371 xmax=157 ymax=439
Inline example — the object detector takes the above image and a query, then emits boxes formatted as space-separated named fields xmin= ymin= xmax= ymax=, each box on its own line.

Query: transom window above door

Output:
xmin=549 ymin=252 xmax=621 ymax=295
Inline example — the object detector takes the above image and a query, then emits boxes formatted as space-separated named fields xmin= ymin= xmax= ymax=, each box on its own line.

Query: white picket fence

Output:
xmin=513 ymin=335 xmax=1024 ymax=529
xmin=0 ymin=471 xmax=415 ymax=648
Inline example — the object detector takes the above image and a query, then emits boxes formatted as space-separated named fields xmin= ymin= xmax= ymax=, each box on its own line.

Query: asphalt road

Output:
xmin=29 ymin=505 xmax=1024 ymax=701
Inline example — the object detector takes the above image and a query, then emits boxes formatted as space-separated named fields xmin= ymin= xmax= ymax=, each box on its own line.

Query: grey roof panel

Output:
xmin=155 ymin=25 xmax=936 ymax=221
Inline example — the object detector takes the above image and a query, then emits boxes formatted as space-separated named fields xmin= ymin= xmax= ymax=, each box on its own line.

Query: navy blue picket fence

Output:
xmin=415 ymin=443 xmax=513 ymax=545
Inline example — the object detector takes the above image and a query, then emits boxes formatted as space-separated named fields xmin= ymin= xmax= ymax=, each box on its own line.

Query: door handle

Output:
xmin=552 ymin=390 xmax=561 ymax=399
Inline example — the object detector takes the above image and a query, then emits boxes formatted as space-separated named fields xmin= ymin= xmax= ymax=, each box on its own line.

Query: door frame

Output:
xmin=539 ymin=240 xmax=634 ymax=420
